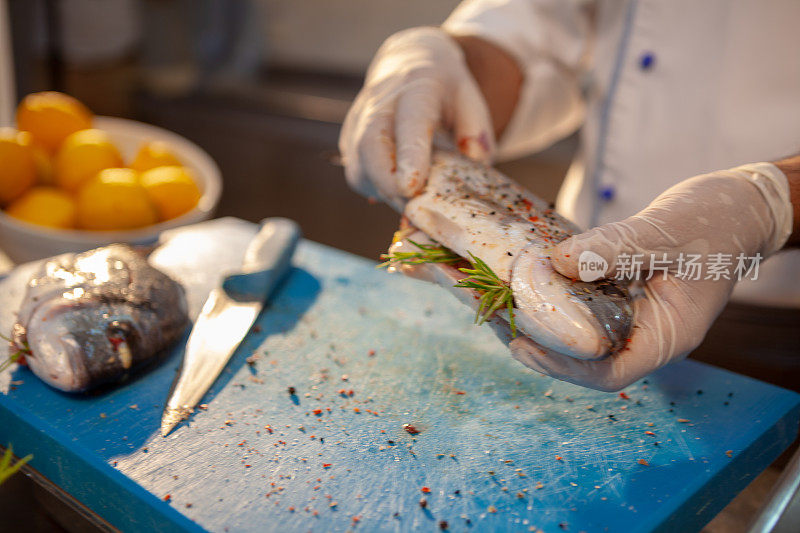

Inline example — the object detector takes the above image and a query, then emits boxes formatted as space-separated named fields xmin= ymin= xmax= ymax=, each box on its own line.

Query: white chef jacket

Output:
xmin=443 ymin=0 xmax=800 ymax=307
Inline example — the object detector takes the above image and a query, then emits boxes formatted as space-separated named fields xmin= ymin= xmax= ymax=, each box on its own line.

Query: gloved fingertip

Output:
xmin=399 ymin=168 xmax=426 ymax=197
xmin=550 ymin=238 xmax=582 ymax=279
xmin=456 ymin=131 xmax=493 ymax=164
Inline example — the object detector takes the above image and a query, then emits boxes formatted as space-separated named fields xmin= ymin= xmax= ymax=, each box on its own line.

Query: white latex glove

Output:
xmin=339 ymin=27 xmax=495 ymax=206
xmin=510 ymin=163 xmax=793 ymax=391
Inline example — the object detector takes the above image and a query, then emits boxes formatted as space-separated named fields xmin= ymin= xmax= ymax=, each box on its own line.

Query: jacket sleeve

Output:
xmin=443 ymin=0 xmax=592 ymax=160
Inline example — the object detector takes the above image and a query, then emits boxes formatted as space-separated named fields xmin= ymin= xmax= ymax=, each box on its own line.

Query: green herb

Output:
xmin=455 ymin=252 xmax=517 ymax=337
xmin=0 ymin=444 xmax=32 ymax=486
xmin=378 ymin=240 xmax=461 ymax=268
xmin=0 ymin=332 xmax=28 ymax=374
xmin=379 ymin=241 xmax=517 ymax=336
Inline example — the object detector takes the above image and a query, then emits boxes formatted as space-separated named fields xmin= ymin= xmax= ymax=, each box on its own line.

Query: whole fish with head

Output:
xmin=9 ymin=244 xmax=188 ymax=392
xmin=381 ymin=150 xmax=635 ymax=360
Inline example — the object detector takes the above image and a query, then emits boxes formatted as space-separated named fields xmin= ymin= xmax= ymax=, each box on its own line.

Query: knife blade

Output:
xmin=160 ymin=217 xmax=301 ymax=437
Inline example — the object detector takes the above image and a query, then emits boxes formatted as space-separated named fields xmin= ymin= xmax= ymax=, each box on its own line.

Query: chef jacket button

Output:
xmin=639 ymin=52 xmax=655 ymax=71
xmin=599 ymin=185 xmax=615 ymax=201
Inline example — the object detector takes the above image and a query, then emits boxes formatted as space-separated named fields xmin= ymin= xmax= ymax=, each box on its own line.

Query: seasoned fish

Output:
xmin=386 ymin=151 xmax=634 ymax=359
xmin=11 ymin=244 xmax=188 ymax=392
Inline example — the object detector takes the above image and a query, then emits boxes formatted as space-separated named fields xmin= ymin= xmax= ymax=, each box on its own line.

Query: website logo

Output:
xmin=578 ymin=250 xmax=608 ymax=282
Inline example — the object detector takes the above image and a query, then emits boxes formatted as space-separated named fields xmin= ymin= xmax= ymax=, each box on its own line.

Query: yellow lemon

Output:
xmin=0 ymin=128 xmax=38 ymax=205
xmin=130 ymin=141 xmax=182 ymax=172
xmin=32 ymin=146 xmax=55 ymax=185
xmin=6 ymin=186 xmax=77 ymax=229
xmin=55 ymin=129 xmax=123 ymax=192
xmin=17 ymin=91 xmax=93 ymax=152
xmin=140 ymin=166 xmax=201 ymax=220
xmin=77 ymin=168 xmax=158 ymax=230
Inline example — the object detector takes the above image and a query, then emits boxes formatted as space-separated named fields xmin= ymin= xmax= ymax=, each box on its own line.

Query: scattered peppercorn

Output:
xmin=419 ymin=498 xmax=428 ymax=508
xmin=403 ymin=423 xmax=420 ymax=435
xmin=287 ymin=386 xmax=296 ymax=395
xmin=439 ymin=520 xmax=449 ymax=530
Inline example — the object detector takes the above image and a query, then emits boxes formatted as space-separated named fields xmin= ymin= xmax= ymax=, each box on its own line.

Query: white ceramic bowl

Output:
xmin=0 ymin=116 xmax=222 ymax=263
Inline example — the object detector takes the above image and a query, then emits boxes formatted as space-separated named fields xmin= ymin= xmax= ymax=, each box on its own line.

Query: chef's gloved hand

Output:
xmin=339 ymin=27 xmax=495 ymax=206
xmin=510 ymin=163 xmax=793 ymax=391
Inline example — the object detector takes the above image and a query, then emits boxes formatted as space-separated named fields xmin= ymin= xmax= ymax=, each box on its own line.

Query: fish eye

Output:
xmin=106 ymin=320 xmax=136 ymax=348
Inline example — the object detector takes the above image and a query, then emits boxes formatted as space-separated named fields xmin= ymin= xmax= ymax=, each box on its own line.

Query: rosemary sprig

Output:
xmin=379 ymin=241 xmax=517 ymax=337
xmin=0 ymin=444 xmax=33 ymax=486
xmin=0 ymin=332 xmax=28 ymax=374
xmin=378 ymin=240 xmax=461 ymax=268
xmin=455 ymin=252 xmax=517 ymax=337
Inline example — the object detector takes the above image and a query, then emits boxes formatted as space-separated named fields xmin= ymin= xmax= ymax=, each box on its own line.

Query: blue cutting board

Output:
xmin=0 ymin=218 xmax=798 ymax=533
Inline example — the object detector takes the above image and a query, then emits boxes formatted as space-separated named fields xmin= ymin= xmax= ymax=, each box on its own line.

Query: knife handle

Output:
xmin=221 ymin=218 xmax=301 ymax=301
xmin=243 ymin=217 xmax=301 ymax=273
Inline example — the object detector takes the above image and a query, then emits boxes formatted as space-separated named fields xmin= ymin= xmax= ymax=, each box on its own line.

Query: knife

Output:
xmin=160 ymin=217 xmax=301 ymax=437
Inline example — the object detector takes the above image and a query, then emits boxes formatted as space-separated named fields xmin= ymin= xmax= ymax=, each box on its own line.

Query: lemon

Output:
xmin=6 ymin=186 xmax=77 ymax=229
xmin=0 ymin=128 xmax=38 ymax=205
xmin=140 ymin=166 xmax=201 ymax=220
xmin=55 ymin=129 xmax=123 ymax=192
xmin=32 ymin=146 xmax=55 ymax=185
xmin=130 ymin=141 xmax=182 ymax=172
xmin=77 ymin=168 xmax=158 ymax=230
xmin=17 ymin=91 xmax=93 ymax=152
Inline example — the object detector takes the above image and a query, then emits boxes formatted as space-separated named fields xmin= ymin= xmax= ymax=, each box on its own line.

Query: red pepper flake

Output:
xmin=421 ymin=486 xmax=431 ymax=493
xmin=619 ymin=392 xmax=630 ymax=400
xmin=163 ymin=494 xmax=171 ymax=502
xmin=108 ymin=336 xmax=125 ymax=351
xmin=453 ymin=390 xmax=466 ymax=395
xmin=368 ymin=349 xmax=376 ymax=357
xmin=322 ymin=463 xmax=332 ymax=468
xmin=403 ymin=423 xmax=420 ymax=435
xmin=488 ymin=505 xmax=497 ymax=513
xmin=555 ymin=456 xmax=563 ymax=461
xmin=644 ymin=431 xmax=655 ymax=436
xmin=352 ymin=516 xmax=361 ymax=524
xmin=520 ymin=198 xmax=533 ymax=210
xmin=677 ymin=418 xmax=690 ymax=423
xmin=288 ymin=506 xmax=295 ymax=512
xmin=638 ymin=459 xmax=649 ymax=466
xmin=353 ymin=408 xmax=360 ymax=413
xmin=528 ymin=215 xmax=539 ymax=222
xmin=725 ymin=450 xmax=733 ymax=458
xmin=312 ymin=409 xmax=323 ymax=416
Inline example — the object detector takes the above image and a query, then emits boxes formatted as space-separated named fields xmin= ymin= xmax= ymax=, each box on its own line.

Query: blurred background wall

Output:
xmin=6 ymin=0 xmax=574 ymax=260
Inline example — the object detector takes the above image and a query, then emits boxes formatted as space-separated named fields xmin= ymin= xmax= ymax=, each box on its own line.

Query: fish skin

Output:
xmin=395 ymin=151 xmax=635 ymax=359
xmin=11 ymin=244 xmax=188 ymax=392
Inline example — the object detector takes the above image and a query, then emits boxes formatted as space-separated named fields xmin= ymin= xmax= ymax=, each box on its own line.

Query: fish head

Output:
xmin=23 ymin=299 xmax=144 ymax=392
xmin=510 ymin=245 xmax=634 ymax=359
